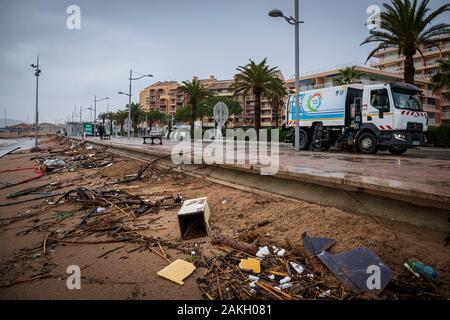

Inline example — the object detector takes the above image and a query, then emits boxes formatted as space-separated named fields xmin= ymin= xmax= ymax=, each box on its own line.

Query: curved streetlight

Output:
xmin=119 ymin=70 xmax=153 ymax=139
xmin=269 ymin=1 xmax=304 ymax=151
xmin=30 ymin=55 xmax=41 ymax=151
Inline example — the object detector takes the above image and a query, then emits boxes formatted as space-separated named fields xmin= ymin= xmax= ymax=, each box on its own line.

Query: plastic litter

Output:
xmin=256 ymin=246 xmax=270 ymax=259
xmin=43 ymin=159 xmax=67 ymax=168
xmin=279 ymin=276 xmax=292 ymax=285
xmin=290 ymin=261 xmax=305 ymax=274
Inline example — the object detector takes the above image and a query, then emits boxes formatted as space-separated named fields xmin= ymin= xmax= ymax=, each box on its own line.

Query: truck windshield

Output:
xmin=392 ymin=88 xmax=423 ymax=111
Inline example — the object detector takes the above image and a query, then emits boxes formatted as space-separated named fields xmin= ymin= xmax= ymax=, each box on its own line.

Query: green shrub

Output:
xmin=426 ymin=125 xmax=450 ymax=147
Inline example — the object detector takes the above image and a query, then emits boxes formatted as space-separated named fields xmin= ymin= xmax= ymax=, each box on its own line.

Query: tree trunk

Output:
xmin=120 ymin=123 xmax=124 ymax=135
xmin=404 ymin=55 xmax=415 ymax=85
xmin=190 ymin=102 xmax=196 ymax=140
xmin=254 ymin=92 xmax=261 ymax=140
xmin=133 ymin=121 xmax=138 ymax=137
xmin=275 ymin=100 xmax=279 ymax=128
xmin=109 ymin=121 xmax=113 ymax=135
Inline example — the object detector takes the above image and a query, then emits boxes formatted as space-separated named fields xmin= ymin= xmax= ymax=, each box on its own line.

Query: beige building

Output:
xmin=139 ymin=74 xmax=286 ymax=127
xmin=369 ymin=34 xmax=450 ymax=125
xmin=139 ymin=81 xmax=184 ymax=114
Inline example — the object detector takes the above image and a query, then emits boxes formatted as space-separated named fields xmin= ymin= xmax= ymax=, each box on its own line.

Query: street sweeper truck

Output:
xmin=285 ymin=82 xmax=428 ymax=154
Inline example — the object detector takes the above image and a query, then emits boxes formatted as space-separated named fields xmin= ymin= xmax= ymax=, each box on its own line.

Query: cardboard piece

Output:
xmin=157 ymin=259 xmax=196 ymax=285
xmin=239 ymin=258 xmax=261 ymax=274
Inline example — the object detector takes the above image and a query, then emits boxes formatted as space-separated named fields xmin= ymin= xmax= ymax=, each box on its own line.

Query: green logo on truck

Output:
xmin=306 ymin=93 xmax=323 ymax=112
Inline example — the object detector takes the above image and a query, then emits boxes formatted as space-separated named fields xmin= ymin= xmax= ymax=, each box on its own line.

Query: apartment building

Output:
xmin=370 ymin=34 xmax=450 ymax=125
xmin=139 ymin=74 xmax=286 ymax=127
xmin=285 ymin=64 xmax=437 ymax=126
xmin=139 ymin=81 xmax=185 ymax=114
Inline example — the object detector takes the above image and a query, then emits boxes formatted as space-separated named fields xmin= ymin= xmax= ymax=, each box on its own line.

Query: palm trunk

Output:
xmin=120 ymin=123 xmax=124 ymax=135
xmin=255 ymin=92 xmax=261 ymax=140
xmin=133 ymin=120 xmax=138 ymax=137
xmin=404 ymin=55 xmax=415 ymax=85
xmin=243 ymin=97 xmax=247 ymax=126
xmin=190 ymin=102 xmax=196 ymax=139
xmin=275 ymin=100 xmax=279 ymax=128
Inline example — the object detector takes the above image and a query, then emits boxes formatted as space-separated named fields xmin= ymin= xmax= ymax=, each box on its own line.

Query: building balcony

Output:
xmin=423 ymin=104 xmax=436 ymax=112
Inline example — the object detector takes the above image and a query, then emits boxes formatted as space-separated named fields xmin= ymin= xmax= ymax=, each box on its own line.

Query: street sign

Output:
xmin=84 ymin=123 xmax=93 ymax=136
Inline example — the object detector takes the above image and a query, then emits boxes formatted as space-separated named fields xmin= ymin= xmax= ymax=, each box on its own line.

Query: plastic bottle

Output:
xmin=407 ymin=259 xmax=438 ymax=279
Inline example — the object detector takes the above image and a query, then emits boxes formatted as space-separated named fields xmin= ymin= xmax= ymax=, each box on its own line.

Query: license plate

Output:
xmin=412 ymin=141 xmax=420 ymax=146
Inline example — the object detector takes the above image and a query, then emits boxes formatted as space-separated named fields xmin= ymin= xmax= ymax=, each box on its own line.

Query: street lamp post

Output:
xmin=118 ymin=70 xmax=153 ymax=140
xmin=269 ymin=1 xmax=304 ymax=151
xmin=30 ymin=55 xmax=41 ymax=151
xmin=93 ymin=95 xmax=109 ymax=137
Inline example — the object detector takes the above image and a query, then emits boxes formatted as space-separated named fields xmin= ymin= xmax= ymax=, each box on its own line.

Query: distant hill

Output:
xmin=0 ymin=119 xmax=24 ymax=128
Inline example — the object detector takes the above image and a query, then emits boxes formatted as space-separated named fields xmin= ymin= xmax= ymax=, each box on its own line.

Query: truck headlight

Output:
xmin=394 ymin=133 xmax=406 ymax=141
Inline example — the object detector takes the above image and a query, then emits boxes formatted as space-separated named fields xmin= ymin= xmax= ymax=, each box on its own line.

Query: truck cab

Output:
xmin=360 ymin=83 xmax=428 ymax=154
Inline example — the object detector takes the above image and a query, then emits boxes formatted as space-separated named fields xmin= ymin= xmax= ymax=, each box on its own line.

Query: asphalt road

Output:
xmin=403 ymin=147 xmax=450 ymax=160
xmin=278 ymin=142 xmax=450 ymax=160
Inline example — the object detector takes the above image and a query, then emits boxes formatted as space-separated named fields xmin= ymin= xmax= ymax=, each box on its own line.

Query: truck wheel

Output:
xmin=357 ymin=132 xmax=378 ymax=154
xmin=298 ymin=129 xmax=309 ymax=150
xmin=291 ymin=129 xmax=309 ymax=150
xmin=388 ymin=147 xmax=407 ymax=155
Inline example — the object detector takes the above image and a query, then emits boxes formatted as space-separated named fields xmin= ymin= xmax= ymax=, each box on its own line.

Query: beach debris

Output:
xmin=405 ymin=259 xmax=438 ymax=280
xmin=157 ymin=259 xmax=196 ymax=285
xmin=257 ymin=219 xmax=271 ymax=227
xmin=178 ymin=197 xmax=210 ymax=240
xmin=302 ymin=232 xmax=393 ymax=293
xmin=43 ymin=159 xmax=67 ymax=169
xmin=404 ymin=262 xmax=421 ymax=279
xmin=133 ymin=202 xmax=150 ymax=216
xmin=0 ymin=147 xmax=21 ymax=159
xmin=239 ymin=258 xmax=261 ymax=274
xmin=256 ymin=246 xmax=270 ymax=259
xmin=289 ymin=261 xmax=305 ymax=275
xmin=302 ymin=232 xmax=336 ymax=255
xmin=211 ymin=235 xmax=258 ymax=255
xmin=318 ymin=289 xmax=332 ymax=298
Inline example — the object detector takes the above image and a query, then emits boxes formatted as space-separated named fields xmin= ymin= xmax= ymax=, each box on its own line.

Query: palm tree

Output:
xmin=98 ymin=112 xmax=107 ymax=126
xmin=146 ymin=110 xmax=166 ymax=131
xmin=114 ymin=110 xmax=128 ymax=135
xmin=266 ymin=78 xmax=288 ymax=128
xmin=431 ymin=53 xmax=450 ymax=93
xmin=361 ymin=0 xmax=450 ymax=84
xmin=232 ymin=58 xmax=280 ymax=136
xmin=178 ymin=78 xmax=213 ymax=136
xmin=334 ymin=66 xmax=364 ymax=85
xmin=126 ymin=103 xmax=145 ymax=137
xmin=105 ymin=112 xmax=115 ymax=135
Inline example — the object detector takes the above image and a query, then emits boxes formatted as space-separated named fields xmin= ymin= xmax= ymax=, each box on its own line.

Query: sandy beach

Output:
xmin=0 ymin=137 xmax=449 ymax=300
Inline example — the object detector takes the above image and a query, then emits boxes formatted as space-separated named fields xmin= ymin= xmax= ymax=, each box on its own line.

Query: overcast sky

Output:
xmin=1 ymin=0 xmax=449 ymax=123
